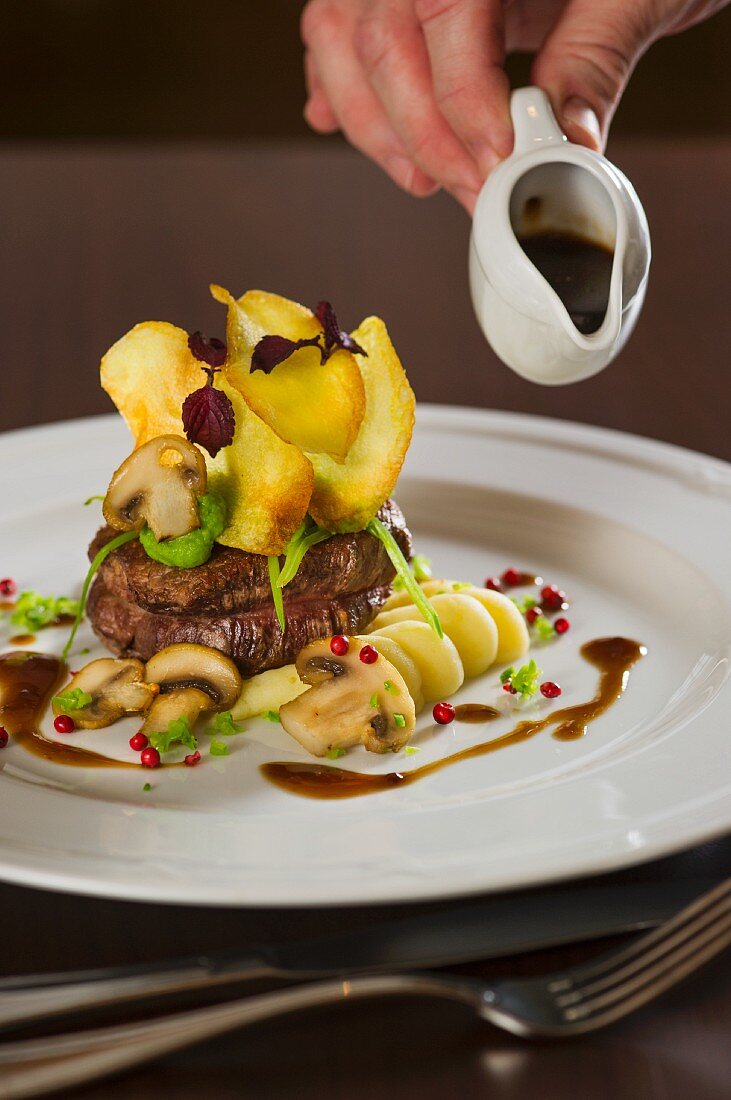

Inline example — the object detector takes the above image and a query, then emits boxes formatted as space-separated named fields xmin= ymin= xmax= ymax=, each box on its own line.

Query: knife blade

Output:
xmin=0 ymin=877 xmax=715 ymax=1030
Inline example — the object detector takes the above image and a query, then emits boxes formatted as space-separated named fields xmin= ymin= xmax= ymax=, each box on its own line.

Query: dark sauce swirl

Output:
xmin=262 ymin=637 xmax=646 ymax=800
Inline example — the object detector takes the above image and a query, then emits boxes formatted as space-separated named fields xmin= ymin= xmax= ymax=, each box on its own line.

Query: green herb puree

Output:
xmin=139 ymin=493 xmax=226 ymax=569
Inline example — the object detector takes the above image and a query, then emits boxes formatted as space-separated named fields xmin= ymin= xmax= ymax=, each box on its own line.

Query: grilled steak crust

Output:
xmin=86 ymin=501 xmax=411 ymax=677
xmin=89 ymin=499 xmax=410 ymax=615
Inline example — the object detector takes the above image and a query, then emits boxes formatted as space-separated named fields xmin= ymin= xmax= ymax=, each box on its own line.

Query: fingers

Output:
xmin=531 ymin=0 xmax=658 ymax=149
xmin=354 ymin=0 xmax=485 ymax=208
xmin=416 ymin=0 xmax=513 ymax=175
xmin=301 ymin=0 xmax=439 ymax=198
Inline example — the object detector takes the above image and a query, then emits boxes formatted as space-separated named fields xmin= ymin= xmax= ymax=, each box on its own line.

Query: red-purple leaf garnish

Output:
xmin=251 ymin=335 xmax=321 ymax=375
xmin=315 ymin=301 xmax=367 ymax=360
xmin=188 ymin=331 xmax=227 ymax=369
xmin=182 ymin=376 xmax=235 ymax=458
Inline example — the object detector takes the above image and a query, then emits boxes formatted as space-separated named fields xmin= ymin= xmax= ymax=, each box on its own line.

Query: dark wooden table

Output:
xmin=1 ymin=139 xmax=729 ymax=1098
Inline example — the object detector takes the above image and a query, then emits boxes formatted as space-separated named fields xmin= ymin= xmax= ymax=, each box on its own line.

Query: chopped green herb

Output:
xmin=500 ymin=667 xmax=515 ymax=685
xmin=260 ymin=710 xmax=281 ymax=723
xmin=208 ymin=710 xmax=245 ymax=737
xmin=326 ymin=747 xmax=346 ymax=759
xmin=210 ymin=739 xmax=230 ymax=757
xmin=383 ymin=680 xmax=397 ymax=694
xmin=78 ymin=647 xmax=90 ymax=655
xmin=511 ymin=594 xmax=538 ymax=614
xmin=11 ymin=591 xmax=81 ymax=634
xmin=369 ymin=693 xmax=379 ymax=708
xmin=148 ymin=716 xmax=197 ymax=754
xmin=452 ymin=581 xmax=472 ymax=592
xmin=143 ymin=782 xmax=152 ymax=792
xmin=84 ymin=495 xmax=105 ymax=506
xmin=534 ymin=617 xmax=556 ymax=641
xmin=53 ymin=688 xmax=93 ymax=712
xmin=62 ymin=530 xmax=138 ymax=659
xmin=510 ymin=659 xmax=543 ymax=700
xmin=393 ymin=712 xmax=406 ymax=728
xmin=366 ymin=518 xmax=442 ymax=638
xmin=403 ymin=745 xmax=420 ymax=756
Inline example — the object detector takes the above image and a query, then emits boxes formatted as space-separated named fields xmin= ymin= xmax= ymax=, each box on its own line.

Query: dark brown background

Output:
xmin=0 ymin=4 xmax=729 ymax=1099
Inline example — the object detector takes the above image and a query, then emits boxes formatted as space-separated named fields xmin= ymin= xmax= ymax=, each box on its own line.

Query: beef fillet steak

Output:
xmin=86 ymin=501 xmax=412 ymax=678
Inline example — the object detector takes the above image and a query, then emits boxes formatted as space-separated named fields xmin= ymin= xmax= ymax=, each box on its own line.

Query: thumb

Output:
xmin=531 ymin=0 xmax=660 ymax=149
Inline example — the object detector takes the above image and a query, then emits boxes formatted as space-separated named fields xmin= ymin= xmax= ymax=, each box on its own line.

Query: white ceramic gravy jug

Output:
xmin=470 ymin=87 xmax=651 ymax=385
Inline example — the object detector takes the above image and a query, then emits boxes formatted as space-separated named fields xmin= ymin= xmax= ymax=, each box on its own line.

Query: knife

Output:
xmin=0 ymin=877 xmax=714 ymax=1031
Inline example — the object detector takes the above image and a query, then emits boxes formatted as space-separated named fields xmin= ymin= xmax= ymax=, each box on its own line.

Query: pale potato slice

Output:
xmin=212 ymin=286 xmax=365 ymax=463
xmin=100 ymin=322 xmax=202 ymax=445
xmin=371 ymin=594 xmax=498 ymax=679
xmin=100 ymin=320 xmax=314 ymax=556
xmin=370 ymin=622 xmax=464 ymax=701
xmin=231 ymin=664 xmax=309 ymax=722
xmin=354 ymin=634 xmax=425 ymax=714
xmin=460 ymin=586 xmax=530 ymax=664
xmin=207 ymin=380 xmax=314 ymax=556
xmin=308 ymin=316 xmax=416 ymax=532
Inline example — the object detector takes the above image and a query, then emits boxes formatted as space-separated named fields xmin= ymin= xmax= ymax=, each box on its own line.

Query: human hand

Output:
xmin=301 ymin=0 xmax=727 ymax=212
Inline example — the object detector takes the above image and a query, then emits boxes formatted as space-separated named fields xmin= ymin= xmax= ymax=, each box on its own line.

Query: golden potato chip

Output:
xmin=211 ymin=286 xmax=365 ymax=463
xmin=100 ymin=320 xmax=313 ymax=556
xmin=207 ymin=380 xmax=313 ymax=556
xmin=308 ymin=316 xmax=415 ymax=532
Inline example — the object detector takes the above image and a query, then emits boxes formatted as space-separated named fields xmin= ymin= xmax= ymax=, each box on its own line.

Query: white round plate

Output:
xmin=0 ymin=409 xmax=729 ymax=906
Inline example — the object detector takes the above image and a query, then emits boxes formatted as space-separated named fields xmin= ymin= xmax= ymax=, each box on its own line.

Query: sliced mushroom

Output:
xmin=280 ymin=637 xmax=416 ymax=757
xmin=52 ymin=658 xmax=158 ymax=729
xmin=103 ymin=435 xmax=207 ymax=541
xmin=140 ymin=643 xmax=242 ymax=739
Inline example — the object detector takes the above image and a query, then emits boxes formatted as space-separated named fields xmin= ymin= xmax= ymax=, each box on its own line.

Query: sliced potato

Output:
xmin=370 ymin=621 xmax=464 ymax=702
xmin=100 ymin=322 xmax=202 ymax=445
xmin=231 ymin=664 xmax=309 ymax=722
xmin=212 ymin=286 xmax=365 ymax=463
xmin=207 ymin=380 xmax=314 ymax=555
xmin=354 ymin=634 xmax=425 ymax=714
xmin=457 ymin=586 xmax=529 ymax=664
xmin=308 ymin=316 xmax=416 ymax=532
xmin=370 ymin=593 xmax=498 ymax=679
xmin=100 ymin=320 xmax=314 ymax=556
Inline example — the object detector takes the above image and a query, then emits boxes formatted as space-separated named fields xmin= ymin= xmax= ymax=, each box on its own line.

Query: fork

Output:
xmin=0 ymin=877 xmax=728 ymax=1099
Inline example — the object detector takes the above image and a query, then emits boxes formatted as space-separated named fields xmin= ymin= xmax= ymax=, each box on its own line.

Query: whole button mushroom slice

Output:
xmin=140 ymin=644 xmax=242 ymax=738
xmin=103 ymin=435 xmax=207 ymax=542
xmin=52 ymin=659 xmax=158 ymax=729
xmin=279 ymin=637 xmax=416 ymax=758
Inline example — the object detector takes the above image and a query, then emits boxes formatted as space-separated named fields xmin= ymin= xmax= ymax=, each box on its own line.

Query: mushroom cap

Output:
xmin=52 ymin=658 xmax=158 ymax=729
xmin=145 ymin=643 xmax=242 ymax=711
xmin=282 ymin=636 xmax=415 ymax=757
xmin=103 ymin=435 xmax=207 ymax=541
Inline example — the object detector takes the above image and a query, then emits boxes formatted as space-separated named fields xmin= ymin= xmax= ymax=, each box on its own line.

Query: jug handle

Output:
xmin=511 ymin=87 xmax=566 ymax=155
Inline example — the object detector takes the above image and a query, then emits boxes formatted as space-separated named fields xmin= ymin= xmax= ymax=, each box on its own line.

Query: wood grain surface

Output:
xmin=0 ymin=139 xmax=729 ymax=1098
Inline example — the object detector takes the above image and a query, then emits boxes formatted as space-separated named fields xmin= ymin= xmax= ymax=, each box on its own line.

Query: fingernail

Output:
xmin=561 ymin=97 xmax=602 ymax=147
xmin=386 ymin=154 xmax=419 ymax=190
xmin=469 ymin=142 xmax=501 ymax=178
xmin=453 ymin=186 xmax=480 ymax=214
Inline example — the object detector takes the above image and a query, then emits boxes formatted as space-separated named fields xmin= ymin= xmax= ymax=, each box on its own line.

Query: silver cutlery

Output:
xmin=0 ymin=877 xmax=728 ymax=1099
xmin=0 ymin=877 xmax=711 ymax=1030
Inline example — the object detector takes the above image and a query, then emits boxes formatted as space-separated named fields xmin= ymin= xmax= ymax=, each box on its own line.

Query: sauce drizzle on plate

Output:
xmin=261 ymin=637 xmax=646 ymax=800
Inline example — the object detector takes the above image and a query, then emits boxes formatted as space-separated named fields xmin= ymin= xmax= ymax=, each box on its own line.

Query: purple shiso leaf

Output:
xmin=181 ymin=383 xmax=235 ymax=458
xmin=188 ymin=331 xmax=227 ymax=368
xmin=315 ymin=300 xmax=367 ymax=359
xmin=250 ymin=334 xmax=321 ymax=375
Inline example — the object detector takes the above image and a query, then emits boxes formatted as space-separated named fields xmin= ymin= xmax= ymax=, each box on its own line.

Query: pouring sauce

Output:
xmin=262 ymin=637 xmax=645 ymax=800
xmin=517 ymin=231 xmax=614 ymax=335
xmin=0 ymin=651 xmax=128 ymax=768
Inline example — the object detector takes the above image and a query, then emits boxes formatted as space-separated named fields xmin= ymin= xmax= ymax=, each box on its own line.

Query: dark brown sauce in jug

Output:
xmin=517 ymin=231 xmax=614 ymax=335
xmin=262 ymin=637 xmax=645 ymax=800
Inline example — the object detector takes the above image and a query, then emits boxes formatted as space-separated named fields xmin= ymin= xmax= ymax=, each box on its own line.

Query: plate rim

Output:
xmin=1 ymin=407 xmax=729 ymax=907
